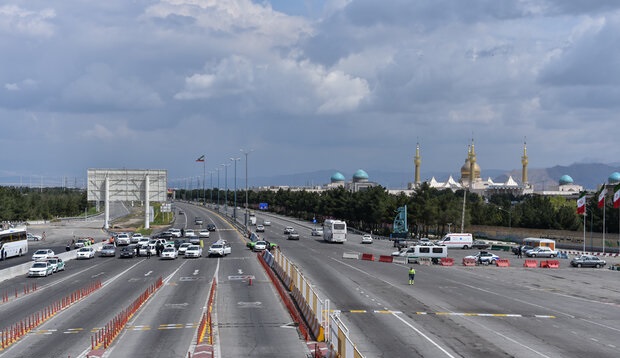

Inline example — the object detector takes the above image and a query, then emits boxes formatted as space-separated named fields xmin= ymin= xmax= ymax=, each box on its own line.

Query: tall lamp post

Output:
xmin=208 ymin=171 xmax=214 ymax=205
xmin=221 ymin=163 xmax=231 ymax=214
xmin=497 ymin=207 xmax=512 ymax=229
xmin=240 ymin=148 xmax=254 ymax=230
xmin=215 ymin=167 xmax=221 ymax=210
xmin=231 ymin=157 xmax=241 ymax=220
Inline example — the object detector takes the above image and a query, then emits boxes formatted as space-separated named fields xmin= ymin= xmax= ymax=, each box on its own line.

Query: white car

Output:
xmin=263 ymin=221 xmax=271 ymax=226
xmin=525 ymin=247 xmax=558 ymax=258
xmin=284 ymin=226 xmax=294 ymax=234
xmin=253 ymin=241 xmax=267 ymax=252
xmin=131 ymin=233 xmax=143 ymax=243
xmin=208 ymin=242 xmax=231 ymax=257
xmin=256 ymin=224 xmax=265 ymax=232
xmin=76 ymin=247 xmax=96 ymax=259
xmin=28 ymin=261 xmax=54 ymax=277
xmin=27 ymin=233 xmax=42 ymax=241
xmin=199 ymin=229 xmax=210 ymax=238
xmin=169 ymin=228 xmax=182 ymax=238
xmin=178 ymin=243 xmax=192 ymax=255
xmin=138 ymin=243 xmax=156 ymax=256
xmin=116 ymin=233 xmax=130 ymax=246
xmin=32 ymin=249 xmax=55 ymax=261
xmin=185 ymin=229 xmax=196 ymax=237
xmin=311 ymin=228 xmax=323 ymax=236
xmin=361 ymin=234 xmax=373 ymax=244
xmin=138 ymin=237 xmax=151 ymax=246
xmin=185 ymin=245 xmax=202 ymax=258
xmin=161 ymin=247 xmax=178 ymax=259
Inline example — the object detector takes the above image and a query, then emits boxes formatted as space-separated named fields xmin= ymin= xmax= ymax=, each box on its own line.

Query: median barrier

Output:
xmin=342 ymin=252 xmax=360 ymax=260
xmin=523 ymin=260 xmax=537 ymax=268
xmin=378 ymin=255 xmax=393 ymax=263
xmin=462 ymin=258 xmax=476 ymax=266
xmin=440 ymin=257 xmax=454 ymax=266
xmin=392 ymin=256 xmax=407 ymax=264
xmin=546 ymin=260 xmax=560 ymax=268
xmin=539 ymin=260 xmax=549 ymax=268
xmin=495 ymin=259 xmax=510 ymax=267
xmin=361 ymin=253 xmax=375 ymax=261
xmin=418 ymin=258 xmax=431 ymax=266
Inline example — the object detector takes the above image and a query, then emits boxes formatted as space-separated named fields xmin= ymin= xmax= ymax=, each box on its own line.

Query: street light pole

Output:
xmin=231 ymin=157 xmax=241 ymax=220
xmin=208 ymin=171 xmax=214 ymax=204
xmin=215 ymin=167 xmax=221 ymax=210
xmin=222 ymin=163 xmax=231 ymax=215
xmin=240 ymin=148 xmax=253 ymax=230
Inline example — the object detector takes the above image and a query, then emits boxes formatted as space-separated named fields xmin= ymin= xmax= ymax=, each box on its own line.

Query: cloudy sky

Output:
xmin=1 ymin=0 xmax=619 ymax=188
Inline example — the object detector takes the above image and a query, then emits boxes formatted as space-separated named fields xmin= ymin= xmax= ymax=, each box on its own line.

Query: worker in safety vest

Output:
xmin=408 ymin=267 xmax=416 ymax=285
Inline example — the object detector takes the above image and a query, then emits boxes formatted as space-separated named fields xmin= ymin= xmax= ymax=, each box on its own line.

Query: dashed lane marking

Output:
xmin=331 ymin=310 xmax=555 ymax=318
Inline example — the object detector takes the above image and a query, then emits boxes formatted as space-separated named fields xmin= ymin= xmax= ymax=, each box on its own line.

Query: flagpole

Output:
xmin=603 ymin=199 xmax=606 ymax=254
xmin=583 ymin=210 xmax=586 ymax=254
xmin=203 ymin=156 xmax=206 ymax=205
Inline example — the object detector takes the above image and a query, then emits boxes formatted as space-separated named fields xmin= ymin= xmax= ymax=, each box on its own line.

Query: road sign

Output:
xmin=259 ymin=202 xmax=268 ymax=210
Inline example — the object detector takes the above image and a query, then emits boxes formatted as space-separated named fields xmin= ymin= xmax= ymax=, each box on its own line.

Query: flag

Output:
xmin=598 ymin=186 xmax=607 ymax=209
xmin=576 ymin=192 xmax=586 ymax=215
xmin=614 ymin=184 xmax=620 ymax=209
xmin=196 ymin=155 xmax=205 ymax=162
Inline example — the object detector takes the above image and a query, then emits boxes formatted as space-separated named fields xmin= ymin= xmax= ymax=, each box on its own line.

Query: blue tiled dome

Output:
xmin=609 ymin=172 xmax=620 ymax=184
xmin=331 ymin=172 xmax=345 ymax=182
xmin=353 ymin=169 xmax=369 ymax=180
xmin=559 ymin=175 xmax=574 ymax=185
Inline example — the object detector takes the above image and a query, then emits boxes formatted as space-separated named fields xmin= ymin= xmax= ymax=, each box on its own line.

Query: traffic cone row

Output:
xmin=1 ymin=283 xmax=38 ymax=303
xmin=0 ymin=280 xmax=101 ymax=350
xmin=196 ymin=278 xmax=217 ymax=345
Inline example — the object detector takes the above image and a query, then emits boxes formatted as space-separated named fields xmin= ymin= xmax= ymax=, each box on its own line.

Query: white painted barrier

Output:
xmin=392 ymin=256 xmax=407 ymax=264
xmin=342 ymin=252 xmax=360 ymax=259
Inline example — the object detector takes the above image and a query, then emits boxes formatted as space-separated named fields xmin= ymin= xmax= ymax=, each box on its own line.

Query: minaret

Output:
xmin=414 ymin=142 xmax=421 ymax=186
xmin=521 ymin=139 xmax=528 ymax=186
xmin=469 ymin=139 xmax=477 ymax=188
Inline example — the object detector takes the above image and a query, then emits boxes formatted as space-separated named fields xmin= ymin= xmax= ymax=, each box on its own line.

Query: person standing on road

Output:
xmin=518 ymin=246 xmax=522 ymax=259
xmin=408 ymin=267 xmax=416 ymax=285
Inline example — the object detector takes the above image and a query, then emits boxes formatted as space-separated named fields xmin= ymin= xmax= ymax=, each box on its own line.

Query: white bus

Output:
xmin=323 ymin=219 xmax=347 ymax=243
xmin=0 ymin=227 xmax=28 ymax=260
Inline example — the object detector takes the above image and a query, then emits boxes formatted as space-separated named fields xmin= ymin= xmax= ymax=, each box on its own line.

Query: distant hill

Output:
xmin=251 ymin=163 xmax=620 ymax=191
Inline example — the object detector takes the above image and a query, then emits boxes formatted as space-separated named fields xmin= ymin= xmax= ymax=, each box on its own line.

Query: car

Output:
xmin=311 ymin=228 xmax=323 ymax=236
xmin=256 ymin=224 xmax=265 ymax=233
xmin=206 ymin=224 xmax=216 ymax=232
xmin=570 ymin=255 xmax=606 ymax=268
xmin=119 ymin=246 xmax=136 ymax=258
xmin=178 ymin=210 xmax=185 ymax=215
xmin=512 ymin=245 xmax=534 ymax=255
xmin=188 ymin=236 xmax=201 ymax=245
xmin=393 ymin=239 xmax=416 ymax=249
xmin=472 ymin=240 xmax=490 ymax=250
xmin=287 ymin=231 xmax=300 ymax=240
xmin=465 ymin=251 xmax=500 ymax=265
xmin=76 ymin=247 xmax=96 ymax=259
xmin=138 ymin=243 xmax=156 ymax=256
xmin=178 ymin=242 xmax=192 ymax=255
xmin=46 ymin=257 xmax=65 ymax=272
xmin=185 ymin=245 xmax=203 ymax=258
xmin=195 ymin=217 xmax=203 ymax=225
xmin=156 ymin=231 xmax=174 ymax=240
xmin=74 ymin=238 xmax=92 ymax=248
xmin=284 ymin=226 xmax=294 ymax=234
xmin=199 ymin=229 xmax=210 ymax=238
xmin=185 ymin=229 xmax=196 ymax=237
xmin=263 ymin=221 xmax=271 ymax=226
xmin=361 ymin=234 xmax=373 ymax=244
xmin=138 ymin=237 xmax=151 ymax=247
xmin=130 ymin=233 xmax=143 ymax=243
xmin=169 ymin=228 xmax=182 ymax=238
xmin=32 ymin=249 xmax=55 ymax=261
xmin=208 ymin=242 xmax=232 ymax=257
xmin=116 ymin=233 xmax=131 ymax=246
xmin=525 ymin=247 xmax=558 ymax=258
xmin=99 ymin=244 xmax=116 ymax=257
xmin=28 ymin=261 xmax=54 ymax=277
xmin=253 ymin=241 xmax=267 ymax=251
xmin=27 ymin=233 xmax=42 ymax=241
xmin=161 ymin=247 xmax=178 ymax=259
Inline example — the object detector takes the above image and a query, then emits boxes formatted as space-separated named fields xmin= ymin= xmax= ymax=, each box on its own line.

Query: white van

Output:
xmin=436 ymin=233 xmax=473 ymax=249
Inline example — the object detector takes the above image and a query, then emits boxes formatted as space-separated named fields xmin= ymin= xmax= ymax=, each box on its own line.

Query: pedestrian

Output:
xmin=42 ymin=231 xmax=46 ymax=241
xmin=518 ymin=245 xmax=522 ymax=258
xmin=146 ymin=245 xmax=151 ymax=259
xmin=408 ymin=267 xmax=416 ymax=285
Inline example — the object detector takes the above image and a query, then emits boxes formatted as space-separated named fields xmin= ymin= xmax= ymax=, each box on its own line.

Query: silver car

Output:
xmin=99 ymin=244 xmax=116 ymax=257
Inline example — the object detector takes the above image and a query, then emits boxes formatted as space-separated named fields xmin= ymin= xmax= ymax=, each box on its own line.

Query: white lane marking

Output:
xmin=193 ymin=270 xmax=199 ymax=276
xmin=237 ymin=269 xmax=243 ymax=275
xmin=145 ymin=270 xmax=153 ymax=276
xmin=391 ymin=312 xmax=456 ymax=358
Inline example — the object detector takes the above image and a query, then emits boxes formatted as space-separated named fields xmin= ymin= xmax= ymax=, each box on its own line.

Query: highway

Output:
xmin=2 ymin=202 xmax=620 ymax=357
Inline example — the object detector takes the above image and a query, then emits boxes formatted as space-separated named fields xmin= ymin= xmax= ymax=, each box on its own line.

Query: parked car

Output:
xmin=169 ymin=228 xmax=182 ymax=238
xmin=284 ymin=226 xmax=294 ymax=234
xmin=287 ymin=231 xmax=300 ymax=240
xmin=525 ymin=247 xmax=558 ymax=258
xmin=116 ymin=233 xmax=131 ymax=246
xmin=393 ymin=239 xmax=415 ymax=249
xmin=28 ymin=261 xmax=54 ymax=277
xmin=185 ymin=229 xmax=196 ymax=238
xmin=27 ymin=233 xmax=42 ymax=241
xmin=32 ymin=249 xmax=55 ymax=261
xmin=570 ymin=255 xmax=606 ymax=268
xmin=188 ymin=236 xmax=201 ymax=245
xmin=119 ymin=246 xmax=136 ymax=258
xmin=130 ymin=233 xmax=143 ymax=243
xmin=99 ymin=244 xmax=116 ymax=257
xmin=256 ymin=224 xmax=265 ymax=233
xmin=465 ymin=251 xmax=500 ymax=265
xmin=161 ymin=247 xmax=178 ymax=259
xmin=311 ymin=228 xmax=323 ymax=236
xmin=76 ymin=247 xmax=96 ymax=259
xmin=206 ymin=224 xmax=216 ymax=232
xmin=185 ymin=245 xmax=203 ymax=258
xmin=472 ymin=240 xmax=490 ymax=250
xmin=46 ymin=257 xmax=65 ymax=272
xmin=512 ymin=245 xmax=534 ymax=255
xmin=361 ymin=234 xmax=373 ymax=244
xmin=199 ymin=229 xmax=210 ymax=238
xmin=138 ymin=243 xmax=156 ymax=256
xmin=178 ymin=243 xmax=192 ymax=255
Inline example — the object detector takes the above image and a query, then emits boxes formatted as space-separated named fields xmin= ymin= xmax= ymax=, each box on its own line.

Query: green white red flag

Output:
xmin=598 ymin=186 xmax=607 ymax=208
xmin=577 ymin=192 xmax=586 ymax=215
xmin=614 ymin=184 xmax=620 ymax=209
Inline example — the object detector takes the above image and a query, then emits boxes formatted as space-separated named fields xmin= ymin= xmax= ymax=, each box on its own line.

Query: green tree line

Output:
xmin=0 ymin=187 xmax=88 ymax=221
xmin=183 ymin=185 xmax=619 ymax=237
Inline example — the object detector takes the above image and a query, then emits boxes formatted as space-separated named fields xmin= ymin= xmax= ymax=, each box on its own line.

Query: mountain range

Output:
xmin=251 ymin=163 xmax=620 ymax=192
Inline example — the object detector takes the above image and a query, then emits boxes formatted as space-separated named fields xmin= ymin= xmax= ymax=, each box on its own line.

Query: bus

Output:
xmin=0 ymin=227 xmax=28 ymax=260
xmin=323 ymin=219 xmax=347 ymax=243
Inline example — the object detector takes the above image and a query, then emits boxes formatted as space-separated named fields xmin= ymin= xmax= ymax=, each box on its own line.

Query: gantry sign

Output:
xmin=87 ymin=169 xmax=167 ymax=229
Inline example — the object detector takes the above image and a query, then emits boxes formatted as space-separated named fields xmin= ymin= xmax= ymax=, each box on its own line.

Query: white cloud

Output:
xmin=0 ymin=5 xmax=56 ymax=37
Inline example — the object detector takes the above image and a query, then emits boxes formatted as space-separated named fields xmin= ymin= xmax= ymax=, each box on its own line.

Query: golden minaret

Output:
xmin=521 ymin=139 xmax=528 ymax=185
xmin=414 ymin=142 xmax=421 ymax=186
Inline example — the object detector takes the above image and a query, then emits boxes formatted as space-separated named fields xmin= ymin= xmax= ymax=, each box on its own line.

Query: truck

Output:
xmin=436 ymin=233 xmax=473 ymax=249
xmin=249 ymin=212 xmax=257 ymax=226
